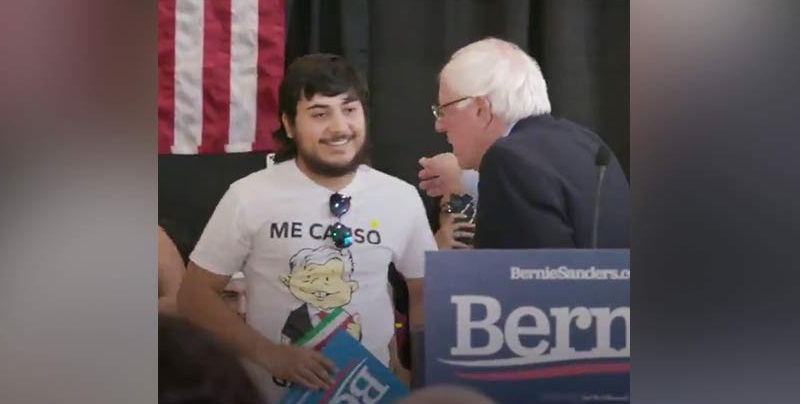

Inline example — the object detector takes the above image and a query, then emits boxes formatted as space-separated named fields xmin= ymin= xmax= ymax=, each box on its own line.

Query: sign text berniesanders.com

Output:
xmin=424 ymin=249 xmax=629 ymax=403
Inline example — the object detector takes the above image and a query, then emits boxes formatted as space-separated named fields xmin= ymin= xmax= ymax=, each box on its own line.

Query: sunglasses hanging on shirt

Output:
xmin=329 ymin=192 xmax=354 ymax=249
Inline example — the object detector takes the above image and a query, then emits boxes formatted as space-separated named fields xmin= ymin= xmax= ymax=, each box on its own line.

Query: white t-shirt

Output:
xmin=190 ymin=160 xmax=436 ymax=402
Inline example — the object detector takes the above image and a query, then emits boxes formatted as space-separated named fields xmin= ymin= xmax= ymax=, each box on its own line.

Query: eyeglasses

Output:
xmin=329 ymin=192 xmax=353 ymax=249
xmin=431 ymin=96 xmax=472 ymax=120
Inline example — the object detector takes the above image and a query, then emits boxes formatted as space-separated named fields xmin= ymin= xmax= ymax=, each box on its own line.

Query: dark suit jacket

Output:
xmin=474 ymin=114 xmax=629 ymax=249
xmin=281 ymin=303 xmax=312 ymax=343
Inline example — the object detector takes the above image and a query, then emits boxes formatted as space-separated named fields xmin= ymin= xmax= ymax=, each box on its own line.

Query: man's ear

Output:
xmin=348 ymin=280 xmax=359 ymax=292
xmin=280 ymin=274 xmax=290 ymax=286
xmin=281 ymin=113 xmax=293 ymax=138
xmin=476 ymin=96 xmax=493 ymax=121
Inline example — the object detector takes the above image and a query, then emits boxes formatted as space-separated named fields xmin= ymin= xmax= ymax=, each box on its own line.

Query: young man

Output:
xmin=177 ymin=54 xmax=435 ymax=402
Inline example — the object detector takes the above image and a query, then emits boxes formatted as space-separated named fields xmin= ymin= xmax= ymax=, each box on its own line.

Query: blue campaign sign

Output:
xmin=423 ymin=249 xmax=630 ymax=404
xmin=280 ymin=330 xmax=409 ymax=404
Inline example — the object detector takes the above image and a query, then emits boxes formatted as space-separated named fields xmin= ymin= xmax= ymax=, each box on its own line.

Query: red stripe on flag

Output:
xmin=199 ymin=0 xmax=232 ymax=154
xmin=157 ymin=0 xmax=176 ymax=154
xmin=253 ymin=0 xmax=285 ymax=152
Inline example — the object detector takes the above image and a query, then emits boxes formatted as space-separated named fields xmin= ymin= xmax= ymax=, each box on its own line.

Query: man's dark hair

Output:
xmin=273 ymin=53 xmax=369 ymax=163
xmin=158 ymin=315 xmax=265 ymax=404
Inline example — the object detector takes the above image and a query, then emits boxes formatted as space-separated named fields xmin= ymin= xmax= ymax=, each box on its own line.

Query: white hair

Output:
xmin=440 ymin=37 xmax=551 ymax=122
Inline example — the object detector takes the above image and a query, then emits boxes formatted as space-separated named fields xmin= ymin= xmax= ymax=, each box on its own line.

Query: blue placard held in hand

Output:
xmin=280 ymin=330 xmax=409 ymax=404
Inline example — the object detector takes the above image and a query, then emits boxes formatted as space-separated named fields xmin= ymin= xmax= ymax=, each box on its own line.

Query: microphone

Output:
xmin=592 ymin=145 xmax=611 ymax=248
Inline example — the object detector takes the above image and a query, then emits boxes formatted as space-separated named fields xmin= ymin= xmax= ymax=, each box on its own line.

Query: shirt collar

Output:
xmin=502 ymin=121 xmax=518 ymax=137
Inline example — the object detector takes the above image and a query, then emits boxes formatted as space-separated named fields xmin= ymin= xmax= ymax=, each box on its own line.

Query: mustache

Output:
xmin=320 ymin=134 xmax=356 ymax=143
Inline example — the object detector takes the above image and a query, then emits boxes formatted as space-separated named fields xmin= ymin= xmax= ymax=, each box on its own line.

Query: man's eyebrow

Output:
xmin=306 ymin=104 xmax=331 ymax=110
xmin=306 ymin=96 xmax=359 ymax=110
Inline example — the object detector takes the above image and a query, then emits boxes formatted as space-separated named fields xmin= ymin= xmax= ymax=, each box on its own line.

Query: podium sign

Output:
xmin=423 ymin=249 xmax=630 ymax=403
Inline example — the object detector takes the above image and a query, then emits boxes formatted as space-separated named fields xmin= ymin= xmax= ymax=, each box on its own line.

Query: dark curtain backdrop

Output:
xmin=159 ymin=0 xmax=630 ymax=258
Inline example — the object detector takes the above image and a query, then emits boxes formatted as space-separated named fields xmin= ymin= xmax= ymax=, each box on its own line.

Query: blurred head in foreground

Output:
xmin=158 ymin=315 xmax=264 ymax=404
xmin=398 ymin=385 xmax=497 ymax=404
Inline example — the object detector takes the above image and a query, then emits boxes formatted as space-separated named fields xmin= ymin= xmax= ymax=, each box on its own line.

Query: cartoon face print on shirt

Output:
xmin=279 ymin=246 xmax=362 ymax=345
xmin=281 ymin=246 xmax=357 ymax=309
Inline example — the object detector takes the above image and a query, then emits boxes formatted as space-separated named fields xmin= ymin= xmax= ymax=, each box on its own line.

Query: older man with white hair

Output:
xmin=419 ymin=37 xmax=629 ymax=249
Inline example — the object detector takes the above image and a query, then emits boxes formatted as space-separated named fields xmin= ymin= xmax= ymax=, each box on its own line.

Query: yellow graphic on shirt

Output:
xmin=279 ymin=246 xmax=361 ymax=343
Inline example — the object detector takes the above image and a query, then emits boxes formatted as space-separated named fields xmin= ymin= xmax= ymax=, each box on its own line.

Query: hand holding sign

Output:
xmin=268 ymin=344 xmax=336 ymax=390
xmin=280 ymin=330 xmax=410 ymax=404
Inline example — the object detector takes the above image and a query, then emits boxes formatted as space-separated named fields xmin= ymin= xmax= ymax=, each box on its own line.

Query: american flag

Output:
xmin=158 ymin=0 xmax=285 ymax=154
